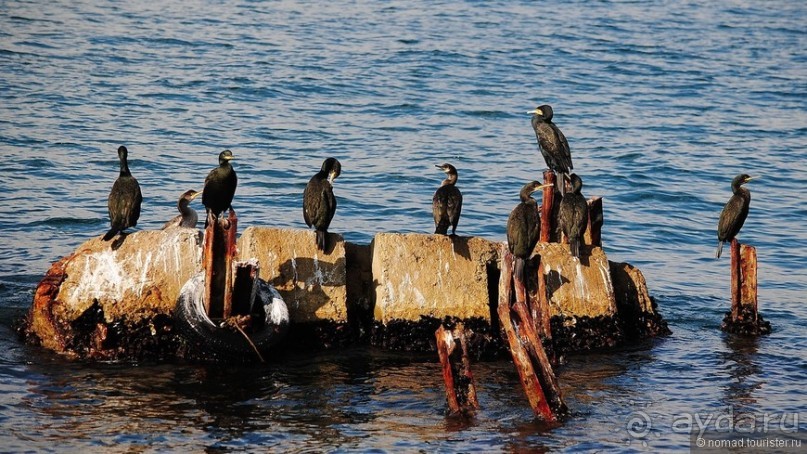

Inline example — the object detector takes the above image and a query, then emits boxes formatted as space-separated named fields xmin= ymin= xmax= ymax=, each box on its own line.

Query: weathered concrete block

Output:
xmin=372 ymin=233 xmax=499 ymax=323
xmin=534 ymin=243 xmax=617 ymax=318
xmin=54 ymin=229 xmax=203 ymax=323
xmin=237 ymin=227 xmax=347 ymax=323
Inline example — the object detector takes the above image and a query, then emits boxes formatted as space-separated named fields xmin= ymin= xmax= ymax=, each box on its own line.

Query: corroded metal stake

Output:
xmin=498 ymin=245 xmax=562 ymax=422
xmin=540 ymin=170 xmax=556 ymax=243
xmin=740 ymin=244 xmax=758 ymax=321
xmin=731 ymin=240 xmax=758 ymax=322
xmin=730 ymin=238 xmax=741 ymax=321
xmin=435 ymin=323 xmax=479 ymax=417
xmin=203 ymin=209 xmax=238 ymax=319
xmin=222 ymin=209 xmax=238 ymax=319
xmin=535 ymin=260 xmax=552 ymax=340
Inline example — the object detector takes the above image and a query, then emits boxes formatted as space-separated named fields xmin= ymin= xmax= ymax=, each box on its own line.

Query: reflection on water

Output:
xmin=720 ymin=335 xmax=763 ymax=411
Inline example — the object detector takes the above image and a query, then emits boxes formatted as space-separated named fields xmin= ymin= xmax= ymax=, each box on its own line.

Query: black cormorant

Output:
xmin=529 ymin=105 xmax=572 ymax=194
xmin=202 ymin=150 xmax=237 ymax=220
xmin=558 ymin=173 xmax=589 ymax=258
xmin=716 ymin=173 xmax=753 ymax=259
xmin=303 ymin=157 xmax=341 ymax=251
xmin=103 ymin=145 xmax=142 ymax=241
xmin=162 ymin=189 xmax=201 ymax=229
xmin=507 ymin=181 xmax=551 ymax=281
xmin=432 ymin=163 xmax=463 ymax=236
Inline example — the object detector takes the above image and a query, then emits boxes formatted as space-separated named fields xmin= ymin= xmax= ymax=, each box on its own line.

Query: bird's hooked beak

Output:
xmin=745 ymin=176 xmax=755 ymax=182
xmin=532 ymin=183 xmax=553 ymax=193
xmin=328 ymin=171 xmax=338 ymax=183
xmin=189 ymin=191 xmax=201 ymax=200
xmin=224 ymin=155 xmax=235 ymax=161
xmin=527 ymin=107 xmax=543 ymax=116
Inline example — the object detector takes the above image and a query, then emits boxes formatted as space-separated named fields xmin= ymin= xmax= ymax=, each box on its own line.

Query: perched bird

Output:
xmin=558 ymin=173 xmax=589 ymax=258
xmin=202 ymin=150 xmax=237 ymax=220
xmin=716 ymin=173 xmax=753 ymax=259
xmin=103 ymin=145 xmax=142 ymax=241
xmin=162 ymin=190 xmax=201 ymax=229
xmin=432 ymin=163 xmax=463 ymax=236
xmin=507 ymin=181 xmax=551 ymax=282
xmin=303 ymin=157 xmax=341 ymax=251
xmin=529 ymin=105 xmax=572 ymax=194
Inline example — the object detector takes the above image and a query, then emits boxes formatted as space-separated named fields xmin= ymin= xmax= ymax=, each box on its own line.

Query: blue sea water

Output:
xmin=1 ymin=0 xmax=805 ymax=451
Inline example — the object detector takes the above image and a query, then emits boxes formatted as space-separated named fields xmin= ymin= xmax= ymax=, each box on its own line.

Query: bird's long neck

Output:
xmin=442 ymin=173 xmax=457 ymax=187
xmin=519 ymin=189 xmax=534 ymax=203
xmin=734 ymin=186 xmax=750 ymax=200
xmin=119 ymin=156 xmax=131 ymax=177
xmin=178 ymin=198 xmax=193 ymax=215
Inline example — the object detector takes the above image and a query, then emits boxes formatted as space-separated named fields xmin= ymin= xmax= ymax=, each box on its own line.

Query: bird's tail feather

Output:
xmin=102 ymin=228 xmax=118 ymax=241
xmin=715 ymin=241 xmax=723 ymax=259
xmin=316 ymin=230 xmax=327 ymax=252
xmin=514 ymin=257 xmax=525 ymax=286
xmin=557 ymin=172 xmax=567 ymax=196
xmin=570 ymin=239 xmax=580 ymax=258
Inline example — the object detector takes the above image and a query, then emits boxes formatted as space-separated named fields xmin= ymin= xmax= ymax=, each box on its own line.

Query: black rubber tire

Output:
xmin=175 ymin=271 xmax=289 ymax=359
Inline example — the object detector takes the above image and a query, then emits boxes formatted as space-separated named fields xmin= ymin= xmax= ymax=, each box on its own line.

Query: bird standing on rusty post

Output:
xmin=529 ymin=105 xmax=572 ymax=195
xmin=432 ymin=163 xmax=463 ymax=236
xmin=303 ymin=157 xmax=341 ymax=251
xmin=716 ymin=173 xmax=753 ymax=259
xmin=507 ymin=181 xmax=552 ymax=282
xmin=103 ymin=145 xmax=142 ymax=241
xmin=558 ymin=173 xmax=589 ymax=258
xmin=162 ymin=189 xmax=201 ymax=229
xmin=202 ymin=150 xmax=237 ymax=225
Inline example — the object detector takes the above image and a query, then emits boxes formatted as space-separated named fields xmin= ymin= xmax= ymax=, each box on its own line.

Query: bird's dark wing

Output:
xmin=131 ymin=181 xmax=142 ymax=227
xmin=302 ymin=179 xmax=317 ymax=228
xmin=432 ymin=188 xmax=447 ymax=226
xmin=552 ymin=123 xmax=572 ymax=172
xmin=323 ymin=184 xmax=337 ymax=227
xmin=506 ymin=209 xmax=519 ymax=254
xmin=717 ymin=194 xmax=748 ymax=241
xmin=533 ymin=121 xmax=554 ymax=166
xmin=447 ymin=187 xmax=462 ymax=230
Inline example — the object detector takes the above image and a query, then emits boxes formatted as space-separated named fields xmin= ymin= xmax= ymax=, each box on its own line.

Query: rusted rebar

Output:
xmin=739 ymin=243 xmax=758 ymax=321
xmin=730 ymin=238 xmax=741 ymax=321
xmin=203 ymin=209 xmax=238 ymax=319
xmin=435 ymin=323 xmax=479 ymax=417
xmin=540 ymin=170 xmax=556 ymax=243
xmin=511 ymin=300 xmax=567 ymax=415
xmin=222 ymin=209 xmax=238 ymax=319
xmin=498 ymin=245 xmax=558 ymax=422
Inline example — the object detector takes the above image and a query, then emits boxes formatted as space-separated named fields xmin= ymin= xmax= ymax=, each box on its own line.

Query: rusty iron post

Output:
xmin=203 ymin=211 xmax=218 ymax=318
xmin=540 ymin=170 xmax=556 ymax=243
xmin=498 ymin=245 xmax=557 ymax=422
xmin=222 ymin=209 xmax=238 ymax=319
xmin=203 ymin=209 xmax=238 ymax=320
xmin=740 ymin=244 xmax=758 ymax=321
xmin=511 ymin=300 xmax=567 ymax=415
xmin=435 ymin=323 xmax=479 ymax=417
xmin=730 ymin=238 xmax=741 ymax=321
xmin=536 ymin=260 xmax=552 ymax=340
